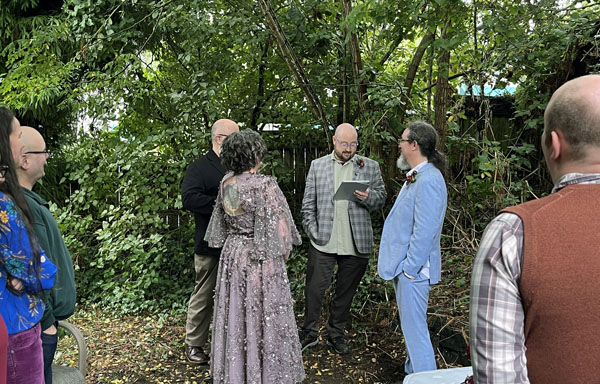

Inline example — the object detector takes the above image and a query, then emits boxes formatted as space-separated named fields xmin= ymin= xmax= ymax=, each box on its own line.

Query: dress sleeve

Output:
xmin=203 ymin=183 xmax=228 ymax=248
xmin=253 ymin=177 xmax=301 ymax=261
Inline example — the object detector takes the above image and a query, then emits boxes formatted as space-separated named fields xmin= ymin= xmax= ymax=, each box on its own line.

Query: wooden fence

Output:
xmin=164 ymin=139 xmax=330 ymax=229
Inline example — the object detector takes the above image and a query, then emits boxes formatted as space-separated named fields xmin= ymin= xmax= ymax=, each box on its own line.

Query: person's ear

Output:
xmin=549 ymin=130 xmax=562 ymax=161
xmin=411 ymin=140 xmax=419 ymax=152
xmin=20 ymin=155 xmax=29 ymax=170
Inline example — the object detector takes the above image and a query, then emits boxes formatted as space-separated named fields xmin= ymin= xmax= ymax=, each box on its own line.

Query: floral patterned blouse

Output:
xmin=0 ymin=192 xmax=56 ymax=335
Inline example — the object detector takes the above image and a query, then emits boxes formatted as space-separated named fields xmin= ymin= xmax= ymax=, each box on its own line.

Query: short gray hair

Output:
xmin=544 ymin=76 xmax=600 ymax=160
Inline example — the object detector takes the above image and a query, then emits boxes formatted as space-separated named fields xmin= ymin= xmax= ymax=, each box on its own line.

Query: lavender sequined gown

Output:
xmin=205 ymin=173 xmax=305 ymax=384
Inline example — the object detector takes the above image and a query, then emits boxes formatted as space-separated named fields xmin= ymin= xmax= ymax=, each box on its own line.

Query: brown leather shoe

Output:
xmin=186 ymin=346 xmax=209 ymax=364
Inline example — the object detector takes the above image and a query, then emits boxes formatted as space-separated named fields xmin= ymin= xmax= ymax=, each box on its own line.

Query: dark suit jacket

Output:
xmin=181 ymin=149 xmax=225 ymax=256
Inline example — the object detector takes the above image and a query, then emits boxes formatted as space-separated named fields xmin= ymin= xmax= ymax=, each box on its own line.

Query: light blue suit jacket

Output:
xmin=378 ymin=162 xmax=447 ymax=284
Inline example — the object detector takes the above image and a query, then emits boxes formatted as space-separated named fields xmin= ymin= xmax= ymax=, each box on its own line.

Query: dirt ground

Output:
xmin=56 ymin=277 xmax=471 ymax=383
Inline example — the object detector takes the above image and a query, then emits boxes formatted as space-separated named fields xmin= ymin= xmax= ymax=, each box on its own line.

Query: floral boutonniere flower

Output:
xmin=357 ymin=158 xmax=365 ymax=168
xmin=406 ymin=170 xmax=417 ymax=183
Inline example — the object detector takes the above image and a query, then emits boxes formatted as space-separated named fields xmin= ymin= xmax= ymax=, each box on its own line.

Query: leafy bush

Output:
xmin=55 ymin=126 xmax=201 ymax=313
xmin=446 ymin=118 xmax=540 ymax=231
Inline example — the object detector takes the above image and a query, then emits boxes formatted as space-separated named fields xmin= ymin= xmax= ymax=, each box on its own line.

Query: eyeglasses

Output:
xmin=0 ymin=165 xmax=8 ymax=178
xmin=216 ymin=134 xmax=229 ymax=139
xmin=25 ymin=150 xmax=51 ymax=157
xmin=337 ymin=141 xmax=358 ymax=149
xmin=398 ymin=138 xmax=413 ymax=144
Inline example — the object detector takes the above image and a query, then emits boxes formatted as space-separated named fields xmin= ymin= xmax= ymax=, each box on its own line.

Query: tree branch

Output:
xmin=257 ymin=0 xmax=333 ymax=146
xmin=400 ymin=30 xmax=435 ymax=118
xmin=250 ymin=37 xmax=271 ymax=129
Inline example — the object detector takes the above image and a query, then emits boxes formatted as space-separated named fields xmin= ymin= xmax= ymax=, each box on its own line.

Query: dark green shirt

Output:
xmin=23 ymin=187 xmax=76 ymax=330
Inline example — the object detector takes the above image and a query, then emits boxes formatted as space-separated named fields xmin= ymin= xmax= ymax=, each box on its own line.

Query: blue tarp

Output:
xmin=458 ymin=84 xmax=516 ymax=97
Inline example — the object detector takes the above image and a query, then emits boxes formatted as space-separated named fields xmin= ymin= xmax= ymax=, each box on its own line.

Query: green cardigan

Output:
xmin=23 ymin=187 xmax=76 ymax=330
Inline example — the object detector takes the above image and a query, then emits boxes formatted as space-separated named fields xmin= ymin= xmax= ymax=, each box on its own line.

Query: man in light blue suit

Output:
xmin=378 ymin=121 xmax=447 ymax=375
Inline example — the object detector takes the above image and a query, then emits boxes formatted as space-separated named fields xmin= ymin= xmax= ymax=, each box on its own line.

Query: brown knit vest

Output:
xmin=501 ymin=184 xmax=600 ymax=383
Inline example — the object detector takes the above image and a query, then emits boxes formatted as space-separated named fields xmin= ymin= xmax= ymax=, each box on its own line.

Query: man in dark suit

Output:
xmin=182 ymin=119 xmax=239 ymax=364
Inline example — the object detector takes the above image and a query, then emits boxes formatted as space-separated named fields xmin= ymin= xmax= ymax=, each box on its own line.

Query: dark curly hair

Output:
xmin=220 ymin=129 xmax=267 ymax=174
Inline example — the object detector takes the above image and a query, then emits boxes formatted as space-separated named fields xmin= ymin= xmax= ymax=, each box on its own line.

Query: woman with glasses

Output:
xmin=205 ymin=129 xmax=304 ymax=383
xmin=0 ymin=107 xmax=56 ymax=384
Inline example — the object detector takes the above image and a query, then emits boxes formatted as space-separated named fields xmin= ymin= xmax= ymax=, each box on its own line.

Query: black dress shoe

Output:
xmin=327 ymin=336 xmax=350 ymax=355
xmin=186 ymin=346 xmax=209 ymax=364
xmin=299 ymin=329 xmax=318 ymax=352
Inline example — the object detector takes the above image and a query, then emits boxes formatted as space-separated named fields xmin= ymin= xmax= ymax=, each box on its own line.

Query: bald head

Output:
xmin=211 ymin=119 xmax=239 ymax=155
xmin=21 ymin=126 xmax=44 ymax=152
xmin=334 ymin=123 xmax=357 ymax=138
xmin=211 ymin=119 xmax=239 ymax=141
xmin=332 ymin=123 xmax=358 ymax=163
xmin=18 ymin=126 xmax=49 ymax=189
xmin=544 ymin=75 xmax=600 ymax=160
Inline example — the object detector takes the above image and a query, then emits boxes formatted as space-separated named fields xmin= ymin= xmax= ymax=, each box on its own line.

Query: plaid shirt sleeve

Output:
xmin=469 ymin=212 xmax=530 ymax=384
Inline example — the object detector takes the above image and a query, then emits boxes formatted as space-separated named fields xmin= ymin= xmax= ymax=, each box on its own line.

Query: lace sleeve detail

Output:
xmin=204 ymin=183 xmax=228 ymax=248
xmin=253 ymin=177 xmax=301 ymax=261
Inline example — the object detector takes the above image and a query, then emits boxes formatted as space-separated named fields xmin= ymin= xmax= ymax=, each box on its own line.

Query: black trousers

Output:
xmin=302 ymin=244 xmax=369 ymax=339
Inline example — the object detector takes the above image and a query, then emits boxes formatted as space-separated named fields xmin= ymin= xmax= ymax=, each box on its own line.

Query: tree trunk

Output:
xmin=336 ymin=38 xmax=350 ymax=125
xmin=427 ymin=40 xmax=435 ymax=121
xmin=250 ymin=37 xmax=271 ymax=129
xmin=257 ymin=0 xmax=333 ymax=145
xmin=400 ymin=29 xmax=435 ymax=123
xmin=383 ymin=30 xmax=435 ymax=183
xmin=434 ymin=17 xmax=452 ymax=149
xmin=342 ymin=0 xmax=367 ymax=115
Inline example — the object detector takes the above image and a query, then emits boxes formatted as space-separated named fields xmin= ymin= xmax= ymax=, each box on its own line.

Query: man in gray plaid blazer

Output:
xmin=300 ymin=123 xmax=386 ymax=355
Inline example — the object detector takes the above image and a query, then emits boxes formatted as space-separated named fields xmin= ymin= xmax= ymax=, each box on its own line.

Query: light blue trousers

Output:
xmin=393 ymin=273 xmax=436 ymax=374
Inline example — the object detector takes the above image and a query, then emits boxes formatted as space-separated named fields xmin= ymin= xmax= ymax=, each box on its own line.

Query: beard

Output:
xmin=396 ymin=153 xmax=410 ymax=171
xmin=334 ymin=148 xmax=354 ymax=163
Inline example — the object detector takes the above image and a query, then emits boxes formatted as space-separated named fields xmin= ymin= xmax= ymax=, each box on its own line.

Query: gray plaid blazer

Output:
xmin=301 ymin=154 xmax=386 ymax=255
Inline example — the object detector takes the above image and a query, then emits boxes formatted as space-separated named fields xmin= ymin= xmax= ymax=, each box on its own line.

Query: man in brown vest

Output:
xmin=470 ymin=74 xmax=600 ymax=383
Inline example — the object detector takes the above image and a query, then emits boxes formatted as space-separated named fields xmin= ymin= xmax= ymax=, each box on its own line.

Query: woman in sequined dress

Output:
xmin=205 ymin=129 xmax=304 ymax=384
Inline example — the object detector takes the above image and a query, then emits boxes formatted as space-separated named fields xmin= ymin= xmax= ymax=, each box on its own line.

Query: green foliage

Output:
xmin=55 ymin=126 xmax=198 ymax=313
xmin=1 ymin=0 xmax=598 ymax=314
xmin=447 ymin=120 xmax=539 ymax=230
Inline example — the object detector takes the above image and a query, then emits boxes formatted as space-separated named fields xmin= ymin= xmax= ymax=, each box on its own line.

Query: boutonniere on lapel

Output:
xmin=357 ymin=158 xmax=365 ymax=168
xmin=406 ymin=170 xmax=417 ymax=183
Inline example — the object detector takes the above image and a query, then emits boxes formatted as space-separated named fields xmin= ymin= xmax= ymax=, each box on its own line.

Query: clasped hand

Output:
xmin=7 ymin=276 xmax=24 ymax=293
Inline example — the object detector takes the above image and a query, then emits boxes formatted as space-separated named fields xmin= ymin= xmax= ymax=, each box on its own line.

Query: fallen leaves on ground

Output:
xmin=54 ymin=270 xmax=470 ymax=383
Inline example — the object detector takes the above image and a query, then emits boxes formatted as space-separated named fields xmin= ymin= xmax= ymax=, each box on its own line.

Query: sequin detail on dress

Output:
xmin=205 ymin=173 xmax=305 ymax=384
